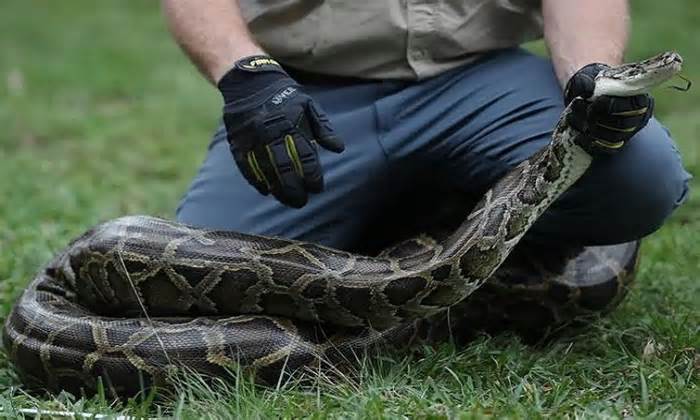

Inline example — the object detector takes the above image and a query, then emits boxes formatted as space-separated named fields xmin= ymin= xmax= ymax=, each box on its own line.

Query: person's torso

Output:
xmin=239 ymin=0 xmax=544 ymax=80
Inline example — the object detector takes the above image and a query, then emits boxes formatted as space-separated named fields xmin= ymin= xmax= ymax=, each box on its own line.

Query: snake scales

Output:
xmin=3 ymin=52 xmax=684 ymax=396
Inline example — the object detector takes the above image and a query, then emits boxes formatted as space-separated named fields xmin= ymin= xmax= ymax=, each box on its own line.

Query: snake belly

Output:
xmin=2 ymin=52 xmax=683 ymax=396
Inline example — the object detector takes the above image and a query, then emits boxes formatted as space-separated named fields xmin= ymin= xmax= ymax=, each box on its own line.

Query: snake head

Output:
xmin=592 ymin=51 xmax=684 ymax=98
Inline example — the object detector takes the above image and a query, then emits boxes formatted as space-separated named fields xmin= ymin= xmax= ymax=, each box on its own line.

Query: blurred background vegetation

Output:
xmin=0 ymin=0 xmax=697 ymax=417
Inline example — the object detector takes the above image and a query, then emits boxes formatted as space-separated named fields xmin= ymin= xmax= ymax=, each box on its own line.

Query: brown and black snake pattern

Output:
xmin=2 ymin=53 xmax=682 ymax=396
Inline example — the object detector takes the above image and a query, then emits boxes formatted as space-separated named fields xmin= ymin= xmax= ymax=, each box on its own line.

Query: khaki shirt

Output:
xmin=239 ymin=0 xmax=544 ymax=80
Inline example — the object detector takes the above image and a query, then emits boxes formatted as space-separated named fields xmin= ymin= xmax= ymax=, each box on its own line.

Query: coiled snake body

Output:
xmin=3 ymin=53 xmax=684 ymax=396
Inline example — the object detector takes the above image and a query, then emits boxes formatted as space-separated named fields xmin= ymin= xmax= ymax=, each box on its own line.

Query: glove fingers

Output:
xmin=231 ymin=145 xmax=271 ymax=196
xmin=263 ymin=139 xmax=308 ymax=208
xmin=594 ymin=96 xmax=651 ymax=122
xmin=289 ymin=135 xmax=324 ymax=193
xmin=588 ymin=95 xmax=653 ymax=141
xmin=306 ymin=101 xmax=345 ymax=153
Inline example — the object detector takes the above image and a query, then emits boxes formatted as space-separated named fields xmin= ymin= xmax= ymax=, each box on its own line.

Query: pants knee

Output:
xmin=584 ymin=122 xmax=690 ymax=241
xmin=611 ymin=161 xmax=690 ymax=239
xmin=534 ymin=120 xmax=691 ymax=245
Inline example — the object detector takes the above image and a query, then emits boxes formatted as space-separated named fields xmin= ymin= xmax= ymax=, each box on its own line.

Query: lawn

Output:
xmin=0 ymin=0 xmax=698 ymax=418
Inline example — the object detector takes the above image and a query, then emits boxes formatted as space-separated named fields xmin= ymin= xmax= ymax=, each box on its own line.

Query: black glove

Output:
xmin=217 ymin=55 xmax=344 ymax=208
xmin=564 ymin=63 xmax=654 ymax=154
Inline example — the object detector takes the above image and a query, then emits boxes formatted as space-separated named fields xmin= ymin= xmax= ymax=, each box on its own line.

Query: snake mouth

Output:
xmin=592 ymin=139 xmax=625 ymax=150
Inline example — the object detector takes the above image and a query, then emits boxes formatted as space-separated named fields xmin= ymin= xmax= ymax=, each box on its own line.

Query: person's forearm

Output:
xmin=543 ymin=0 xmax=630 ymax=87
xmin=162 ymin=0 xmax=264 ymax=84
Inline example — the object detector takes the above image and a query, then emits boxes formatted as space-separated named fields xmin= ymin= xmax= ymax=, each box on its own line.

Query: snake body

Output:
xmin=3 ymin=52 xmax=683 ymax=396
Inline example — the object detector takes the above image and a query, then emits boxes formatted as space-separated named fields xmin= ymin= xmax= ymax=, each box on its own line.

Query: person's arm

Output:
xmin=543 ymin=0 xmax=653 ymax=155
xmin=161 ymin=0 xmax=344 ymax=208
xmin=543 ymin=0 xmax=630 ymax=87
xmin=161 ymin=0 xmax=264 ymax=83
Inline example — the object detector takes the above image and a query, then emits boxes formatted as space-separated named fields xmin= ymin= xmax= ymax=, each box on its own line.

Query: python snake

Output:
xmin=3 ymin=52 xmax=684 ymax=396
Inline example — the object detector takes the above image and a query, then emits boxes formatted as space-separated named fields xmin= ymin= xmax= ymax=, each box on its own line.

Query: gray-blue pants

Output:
xmin=176 ymin=49 xmax=691 ymax=249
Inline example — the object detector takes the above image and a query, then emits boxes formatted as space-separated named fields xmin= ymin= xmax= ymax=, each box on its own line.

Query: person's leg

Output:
xmin=378 ymin=48 xmax=691 ymax=246
xmin=530 ymin=119 xmax=691 ymax=244
xmin=176 ymin=80 xmax=402 ymax=250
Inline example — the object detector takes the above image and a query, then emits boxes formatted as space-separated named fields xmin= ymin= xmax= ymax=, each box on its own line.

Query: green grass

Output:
xmin=0 ymin=0 xmax=698 ymax=418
